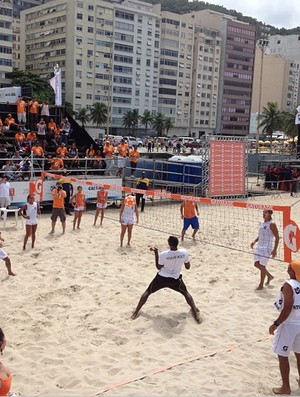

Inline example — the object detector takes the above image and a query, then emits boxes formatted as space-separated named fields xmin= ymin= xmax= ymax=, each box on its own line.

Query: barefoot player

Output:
xmin=131 ymin=235 xmax=201 ymax=323
xmin=0 ymin=233 xmax=15 ymax=276
xmin=251 ymin=210 xmax=279 ymax=290
xmin=93 ymin=187 xmax=108 ymax=226
xmin=19 ymin=194 xmax=40 ymax=250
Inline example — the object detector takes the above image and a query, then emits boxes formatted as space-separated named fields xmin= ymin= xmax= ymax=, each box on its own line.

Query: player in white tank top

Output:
xmin=19 ymin=194 xmax=40 ymax=250
xmin=250 ymin=210 xmax=279 ymax=290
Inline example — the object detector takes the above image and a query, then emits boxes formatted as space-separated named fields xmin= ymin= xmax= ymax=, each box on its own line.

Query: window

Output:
xmin=77 ymin=13 xmax=83 ymax=20
xmin=88 ymin=16 xmax=94 ymax=22
xmin=88 ymin=27 xmax=94 ymax=33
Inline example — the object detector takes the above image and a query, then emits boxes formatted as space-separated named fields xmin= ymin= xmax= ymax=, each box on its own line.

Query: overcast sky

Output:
xmin=202 ymin=0 xmax=300 ymax=29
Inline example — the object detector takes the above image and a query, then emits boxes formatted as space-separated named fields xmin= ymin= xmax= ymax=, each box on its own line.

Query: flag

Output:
xmin=50 ymin=68 xmax=62 ymax=106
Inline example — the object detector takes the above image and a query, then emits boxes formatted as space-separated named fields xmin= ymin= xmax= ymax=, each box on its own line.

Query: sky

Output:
xmin=202 ymin=0 xmax=300 ymax=29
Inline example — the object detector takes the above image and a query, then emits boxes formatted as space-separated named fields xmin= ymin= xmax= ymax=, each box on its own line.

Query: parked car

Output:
xmin=123 ymin=136 xmax=140 ymax=148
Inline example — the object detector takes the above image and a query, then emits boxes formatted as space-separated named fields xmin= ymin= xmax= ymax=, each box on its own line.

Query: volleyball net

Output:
xmin=32 ymin=172 xmax=300 ymax=263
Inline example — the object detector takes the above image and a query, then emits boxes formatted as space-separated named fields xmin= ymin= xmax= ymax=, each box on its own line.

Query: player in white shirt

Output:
xmin=250 ymin=210 xmax=279 ymax=290
xmin=131 ymin=235 xmax=201 ymax=323
xmin=19 ymin=194 xmax=40 ymax=250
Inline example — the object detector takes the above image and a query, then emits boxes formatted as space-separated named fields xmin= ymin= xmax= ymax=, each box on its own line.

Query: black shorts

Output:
xmin=51 ymin=208 xmax=66 ymax=222
xmin=147 ymin=273 xmax=187 ymax=295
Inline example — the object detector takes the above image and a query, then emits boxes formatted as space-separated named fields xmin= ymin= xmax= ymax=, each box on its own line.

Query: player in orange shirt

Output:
xmin=180 ymin=191 xmax=200 ymax=241
xmin=56 ymin=143 xmax=68 ymax=158
xmin=50 ymin=182 xmax=67 ymax=234
xmin=70 ymin=186 xmax=85 ymax=230
xmin=50 ymin=157 xmax=64 ymax=171
xmin=93 ymin=187 xmax=108 ymax=226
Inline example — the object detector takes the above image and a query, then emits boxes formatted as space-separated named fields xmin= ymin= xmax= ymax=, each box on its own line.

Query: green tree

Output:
xmin=74 ymin=107 xmax=90 ymax=128
xmin=64 ymin=101 xmax=74 ymax=116
xmin=258 ymin=102 xmax=284 ymax=152
xmin=152 ymin=112 xmax=165 ymax=136
xmin=163 ymin=117 xmax=174 ymax=136
xmin=90 ymin=102 xmax=108 ymax=128
xmin=6 ymin=68 xmax=54 ymax=103
xmin=139 ymin=110 xmax=153 ymax=135
xmin=282 ymin=109 xmax=298 ymax=140
xmin=122 ymin=109 xmax=139 ymax=136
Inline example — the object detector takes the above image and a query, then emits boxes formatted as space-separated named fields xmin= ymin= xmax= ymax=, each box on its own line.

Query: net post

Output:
xmin=282 ymin=205 xmax=292 ymax=263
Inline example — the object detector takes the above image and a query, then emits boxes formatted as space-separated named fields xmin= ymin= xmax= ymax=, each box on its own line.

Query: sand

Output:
xmin=1 ymin=192 xmax=300 ymax=396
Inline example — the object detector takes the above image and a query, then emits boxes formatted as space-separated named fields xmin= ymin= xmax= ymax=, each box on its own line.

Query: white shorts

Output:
xmin=25 ymin=220 xmax=38 ymax=226
xmin=117 ymin=157 xmax=126 ymax=168
xmin=17 ymin=112 xmax=26 ymax=123
xmin=273 ymin=322 xmax=300 ymax=357
xmin=121 ymin=214 xmax=134 ymax=225
xmin=96 ymin=203 xmax=107 ymax=209
xmin=254 ymin=247 xmax=272 ymax=266
xmin=0 ymin=248 xmax=8 ymax=260
xmin=74 ymin=206 xmax=84 ymax=211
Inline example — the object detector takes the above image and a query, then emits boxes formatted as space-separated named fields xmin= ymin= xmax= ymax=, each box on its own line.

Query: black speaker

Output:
xmin=21 ymin=86 xmax=33 ymax=99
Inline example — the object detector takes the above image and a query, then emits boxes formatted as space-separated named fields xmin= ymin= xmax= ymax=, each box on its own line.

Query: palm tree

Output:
xmin=74 ymin=107 xmax=90 ymax=128
xmin=163 ymin=117 xmax=174 ymax=136
xmin=282 ymin=109 xmax=298 ymax=140
xmin=90 ymin=102 xmax=108 ymax=128
xmin=139 ymin=110 xmax=153 ymax=136
xmin=122 ymin=109 xmax=139 ymax=136
xmin=258 ymin=102 xmax=284 ymax=153
xmin=152 ymin=113 xmax=165 ymax=136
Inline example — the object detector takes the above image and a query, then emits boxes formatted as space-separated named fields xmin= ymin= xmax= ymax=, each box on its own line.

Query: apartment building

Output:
xmin=186 ymin=9 xmax=256 ymax=136
xmin=20 ymin=0 xmax=160 ymax=131
xmin=268 ymin=34 xmax=300 ymax=62
xmin=251 ymin=48 xmax=300 ymax=113
xmin=0 ymin=0 xmax=13 ymax=87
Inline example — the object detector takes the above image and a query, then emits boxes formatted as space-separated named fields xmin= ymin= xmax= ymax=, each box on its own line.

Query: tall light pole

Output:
xmin=255 ymin=38 xmax=269 ymax=154
xmin=106 ymin=33 xmax=114 ymax=138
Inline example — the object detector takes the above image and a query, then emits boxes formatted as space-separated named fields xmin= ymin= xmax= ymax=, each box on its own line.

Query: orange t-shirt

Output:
xmin=15 ymin=132 xmax=25 ymax=143
xmin=183 ymin=201 xmax=197 ymax=218
xmin=56 ymin=147 xmax=68 ymax=158
xmin=5 ymin=117 xmax=15 ymax=126
xmin=29 ymin=100 xmax=39 ymax=114
xmin=129 ymin=149 xmax=140 ymax=163
xmin=50 ymin=158 xmax=64 ymax=170
xmin=97 ymin=189 xmax=107 ymax=204
xmin=52 ymin=188 xmax=66 ymax=208
xmin=27 ymin=132 xmax=37 ymax=141
xmin=117 ymin=143 xmax=129 ymax=157
xmin=32 ymin=145 xmax=44 ymax=157
xmin=103 ymin=144 xmax=114 ymax=158
xmin=74 ymin=192 xmax=85 ymax=207
xmin=17 ymin=99 xmax=26 ymax=113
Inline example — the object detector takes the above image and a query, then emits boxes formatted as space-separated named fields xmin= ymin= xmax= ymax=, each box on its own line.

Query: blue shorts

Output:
xmin=183 ymin=216 xmax=199 ymax=230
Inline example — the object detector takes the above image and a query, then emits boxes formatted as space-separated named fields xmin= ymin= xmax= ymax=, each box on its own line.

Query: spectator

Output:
xmin=28 ymin=97 xmax=40 ymax=130
xmin=26 ymin=131 xmax=37 ymax=148
xmin=16 ymin=95 xmax=27 ymax=126
xmin=37 ymin=118 xmax=46 ymax=147
xmin=40 ymin=100 xmax=50 ymax=124
xmin=1 ymin=160 xmax=17 ymax=180
xmin=103 ymin=140 xmax=115 ymax=175
xmin=50 ymin=156 xmax=64 ymax=172
xmin=0 ymin=176 xmax=13 ymax=207
xmin=14 ymin=130 xmax=26 ymax=150
xmin=4 ymin=114 xmax=18 ymax=131
xmin=47 ymin=118 xmax=58 ymax=140
xmin=60 ymin=118 xmax=71 ymax=144
xmin=56 ymin=142 xmax=68 ymax=159
xmin=68 ymin=142 xmax=79 ymax=168
xmin=31 ymin=142 xmax=44 ymax=158
xmin=11 ymin=150 xmax=23 ymax=169
xmin=129 ymin=145 xmax=140 ymax=176
xmin=18 ymin=159 xmax=31 ymax=180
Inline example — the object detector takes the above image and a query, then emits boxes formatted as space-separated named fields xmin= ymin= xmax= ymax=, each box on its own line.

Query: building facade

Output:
xmin=0 ymin=0 xmax=13 ymax=87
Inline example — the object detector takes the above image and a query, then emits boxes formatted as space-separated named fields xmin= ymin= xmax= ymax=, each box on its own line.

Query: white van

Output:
xmin=177 ymin=136 xmax=194 ymax=145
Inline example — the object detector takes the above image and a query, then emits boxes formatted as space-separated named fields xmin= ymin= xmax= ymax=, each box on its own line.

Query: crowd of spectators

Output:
xmin=265 ymin=165 xmax=300 ymax=196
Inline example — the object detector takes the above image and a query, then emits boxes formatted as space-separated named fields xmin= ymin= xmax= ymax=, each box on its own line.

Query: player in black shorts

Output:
xmin=131 ymin=235 xmax=201 ymax=323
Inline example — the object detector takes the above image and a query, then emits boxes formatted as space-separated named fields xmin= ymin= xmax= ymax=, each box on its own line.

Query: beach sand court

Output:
xmin=1 ymin=193 xmax=299 ymax=396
